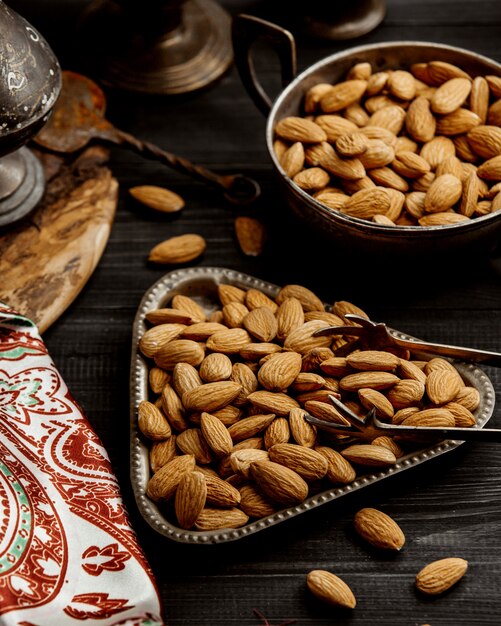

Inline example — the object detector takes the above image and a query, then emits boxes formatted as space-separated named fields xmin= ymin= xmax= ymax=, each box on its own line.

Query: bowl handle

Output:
xmin=232 ymin=14 xmax=297 ymax=116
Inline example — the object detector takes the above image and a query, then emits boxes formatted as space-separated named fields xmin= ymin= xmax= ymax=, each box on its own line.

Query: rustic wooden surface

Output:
xmin=8 ymin=1 xmax=501 ymax=624
xmin=0 ymin=146 xmax=118 ymax=332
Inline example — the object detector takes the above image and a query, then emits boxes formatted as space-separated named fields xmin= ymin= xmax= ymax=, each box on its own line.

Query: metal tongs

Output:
xmin=304 ymin=396 xmax=501 ymax=443
xmin=314 ymin=314 xmax=501 ymax=367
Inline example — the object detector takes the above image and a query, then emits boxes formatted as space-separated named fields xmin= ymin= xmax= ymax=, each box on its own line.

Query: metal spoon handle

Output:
xmin=105 ymin=127 xmax=261 ymax=205
xmin=391 ymin=335 xmax=501 ymax=367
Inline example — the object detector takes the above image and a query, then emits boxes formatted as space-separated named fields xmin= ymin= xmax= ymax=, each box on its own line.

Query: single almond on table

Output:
xmin=415 ymin=557 xmax=468 ymax=595
xmin=148 ymin=233 xmax=206 ymax=264
xmin=129 ymin=185 xmax=185 ymax=213
xmin=234 ymin=216 xmax=266 ymax=257
xmin=306 ymin=570 xmax=356 ymax=609
xmin=353 ymin=507 xmax=405 ymax=550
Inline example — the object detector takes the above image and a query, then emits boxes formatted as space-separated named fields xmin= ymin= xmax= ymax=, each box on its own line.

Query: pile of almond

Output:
xmin=274 ymin=60 xmax=501 ymax=226
xmin=138 ymin=282 xmax=479 ymax=531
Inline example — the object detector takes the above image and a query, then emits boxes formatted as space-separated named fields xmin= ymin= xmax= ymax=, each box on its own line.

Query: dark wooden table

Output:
xmin=9 ymin=0 xmax=501 ymax=624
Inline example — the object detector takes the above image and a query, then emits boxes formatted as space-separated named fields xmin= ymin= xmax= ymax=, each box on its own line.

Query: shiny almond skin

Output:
xmin=175 ymin=471 xmax=207 ymax=529
xmin=146 ymin=454 xmax=195 ymax=501
xmin=250 ymin=460 xmax=308 ymax=505
xmin=415 ymin=558 xmax=468 ymax=595
xmin=353 ymin=508 xmax=405 ymax=550
xmin=149 ymin=234 xmax=206 ymax=264
xmin=268 ymin=443 xmax=328 ymax=481
xmin=307 ymin=570 xmax=356 ymax=608
xmin=341 ymin=444 xmax=397 ymax=467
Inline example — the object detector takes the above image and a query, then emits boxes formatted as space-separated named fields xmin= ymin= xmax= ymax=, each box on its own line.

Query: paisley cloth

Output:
xmin=0 ymin=304 xmax=164 ymax=625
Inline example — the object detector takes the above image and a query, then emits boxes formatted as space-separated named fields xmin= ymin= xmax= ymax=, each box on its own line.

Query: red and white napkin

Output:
xmin=0 ymin=304 xmax=164 ymax=625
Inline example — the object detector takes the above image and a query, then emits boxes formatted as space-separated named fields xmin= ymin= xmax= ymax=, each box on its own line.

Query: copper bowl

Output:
xmin=233 ymin=15 xmax=501 ymax=258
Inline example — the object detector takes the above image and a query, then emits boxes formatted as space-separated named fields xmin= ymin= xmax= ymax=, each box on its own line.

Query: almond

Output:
xmin=406 ymin=96 xmax=437 ymax=143
xmin=171 ymin=294 xmax=206 ymax=323
xmin=230 ymin=449 xmax=270 ymax=478
xmin=347 ymin=62 xmax=372 ymax=81
xmin=477 ymin=154 xmax=501 ymax=180
xmin=436 ymin=108 xmax=481 ymax=136
xmin=175 ymin=471 xmax=207 ymax=529
xmin=418 ymin=212 xmax=470 ymax=226
xmin=200 ymin=412 xmax=234 ymax=457
xmin=304 ymin=83 xmax=334 ymax=113
xmin=336 ymin=132 xmax=369 ymax=157
xmin=279 ymin=141 xmax=305 ymax=177
xmin=199 ymin=353 xmax=233 ymax=382
xmin=316 ymin=114 xmax=359 ymax=141
xmin=276 ymin=284 xmax=325 ymax=312
xmin=424 ymin=174 xmax=463 ymax=213
xmin=467 ymin=125 xmax=501 ymax=159
xmin=459 ymin=171 xmax=479 ymax=217
xmin=258 ymin=351 xmax=303 ymax=392
xmin=359 ymin=139 xmax=395 ymax=169
xmin=222 ymin=302 xmax=249 ymax=328
xmin=341 ymin=187 xmax=392 ymax=219
xmin=161 ymin=383 xmax=189 ymax=431
xmin=392 ymin=151 xmax=431 ymax=178
xmin=218 ymin=284 xmax=246 ymax=306
xmin=340 ymin=371 xmax=399 ymax=392
xmin=276 ymin=297 xmax=305 ymax=341
xmin=398 ymin=359 xmax=427 ymax=384
xmin=235 ymin=216 xmax=266 ymax=257
xmin=366 ymin=71 xmax=389 ymax=96
xmin=415 ymin=558 xmax=468 ymax=595
xmin=275 ymin=116 xmax=327 ymax=143
xmin=245 ymin=289 xmax=278 ymax=312
xmin=206 ymin=328 xmax=252 ymax=354
xmin=341 ymin=444 xmax=397 ymax=466
xmin=139 ymin=323 xmax=186 ymax=357
xmin=428 ymin=61 xmax=471 ymax=83
xmin=146 ymin=454 xmax=195 ymax=501
xmin=149 ymin=366 xmax=170 ymax=394
xmin=227 ymin=413 xmax=276 ymax=442
xmin=283 ymin=320 xmax=333 ymax=355
xmin=305 ymin=142 xmax=365 ymax=180
xmin=291 ymin=372 xmax=325 ymax=393
xmin=181 ymin=322 xmax=226 ymax=341
xmin=239 ymin=484 xmax=278 ymax=518
xmin=353 ymin=507 xmax=405 ymax=550
xmin=268 ymin=443 xmax=328 ymax=481
xmin=387 ymin=379 xmax=425 ymax=409
xmin=204 ymin=473 xmax=241 ymax=506
xmin=315 ymin=445 xmax=356 ymax=484
xmin=243 ymin=306 xmax=278 ymax=342
xmin=172 ymin=362 xmax=202 ymax=397
xmin=358 ymin=388 xmax=394 ymax=419
xmin=304 ymin=400 xmax=349 ymax=424
xmin=154 ymin=339 xmax=205 ymax=370
xmin=371 ymin=436 xmax=405 ymax=458
xmin=426 ymin=369 xmax=463 ymax=404
xmin=230 ymin=362 xmax=258 ymax=406
xmin=454 ymin=386 xmax=480 ymax=411
xmin=194 ymin=507 xmax=249 ymax=531
xmin=421 ymin=136 xmax=457 ymax=167
xmin=182 ymin=381 xmax=242 ymax=412
xmin=470 ymin=76 xmax=490 ymax=123
xmin=250 ymin=460 xmax=308 ymax=505
xmin=137 ymin=400 xmax=172 ymax=440
xmin=369 ymin=105 xmax=406 ymax=134
xmin=387 ymin=70 xmax=416 ymax=100
xmin=306 ymin=570 xmax=356 ymax=609
xmin=148 ymin=233 xmax=206 ymax=264
xmin=145 ymin=308 xmax=193 ymax=325
xmin=176 ymin=428 xmax=213 ymax=464
xmin=149 ymin=436 xmax=177 ymax=473
xmin=129 ymin=185 xmax=185 ymax=213
xmin=320 ymin=80 xmax=367 ymax=112
xmin=290 ymin=407 xmax=317 ymax=448
xmin=264 ymin=416 xmax=290 ymax=449
xmin=247 ymin=391 xmax=300 ymax=415
xmin=431 ymin=77 xmax=472 ymax=115
xmin=346 ymin=350 xmax=400 ymax=371
xmin=402 ymin=408 xmax=455 ymax=427
xmin=442 ymin=402 xmax=476 ymax=427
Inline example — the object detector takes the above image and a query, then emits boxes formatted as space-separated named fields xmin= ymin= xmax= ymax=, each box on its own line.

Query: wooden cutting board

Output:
xmin=0 ymin=145 xmax=118 ymax=333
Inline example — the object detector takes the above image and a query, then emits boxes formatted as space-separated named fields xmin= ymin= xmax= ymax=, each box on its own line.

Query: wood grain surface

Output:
xmin=0 ymin=146 xmax=118 ymax=332
xmin=7 ymin=1 xmax=501 ymax=624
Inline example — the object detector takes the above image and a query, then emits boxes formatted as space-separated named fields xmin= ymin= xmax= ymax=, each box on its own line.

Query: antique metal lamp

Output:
xmin=0 ymin=0 xmax=61 ymax=226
